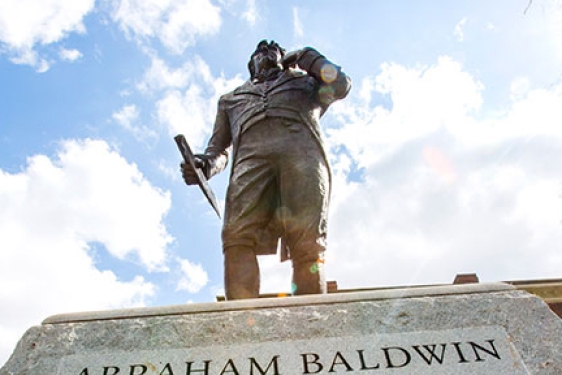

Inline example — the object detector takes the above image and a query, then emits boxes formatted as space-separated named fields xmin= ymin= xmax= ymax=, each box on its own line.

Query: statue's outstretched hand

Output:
xmin=180 ymin=155 xmax=207 ymax=185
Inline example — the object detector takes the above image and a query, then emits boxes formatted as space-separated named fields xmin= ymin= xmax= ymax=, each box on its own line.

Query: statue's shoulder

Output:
xmin=219 ymin=91 xmax=233 ymax=101
xmin=219 ymin=82 xmax=248 ymax=103
xmin=225 ymin=80 xmax=256 ymax=97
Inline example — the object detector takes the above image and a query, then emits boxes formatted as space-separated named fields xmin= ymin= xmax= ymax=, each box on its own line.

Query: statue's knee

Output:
xmin=224 ymin=245 xmax=257 ymax=265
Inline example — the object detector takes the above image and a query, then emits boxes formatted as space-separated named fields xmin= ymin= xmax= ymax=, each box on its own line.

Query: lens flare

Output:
xmin=422 ymin=146 xmax=456 ymax=183
xmin=320 ymin=63 xmax=338 ymax=83
xmin=318 ymin=85 xmax=335 ymax=105
xmin=309 ymin=263 xmax=319 ymax=273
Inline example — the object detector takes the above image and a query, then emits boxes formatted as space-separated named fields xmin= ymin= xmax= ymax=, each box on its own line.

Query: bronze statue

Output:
xmin=181 ymin=40 xmax=351 ymax=299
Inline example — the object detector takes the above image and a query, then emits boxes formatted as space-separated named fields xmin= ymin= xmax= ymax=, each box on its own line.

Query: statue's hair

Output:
xmin=248 ymin=40 xmax=286 ymax=79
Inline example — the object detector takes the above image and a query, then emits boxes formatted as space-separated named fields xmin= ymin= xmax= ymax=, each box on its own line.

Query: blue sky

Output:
xmin=1 ymin=0 xmax=562 ymax=365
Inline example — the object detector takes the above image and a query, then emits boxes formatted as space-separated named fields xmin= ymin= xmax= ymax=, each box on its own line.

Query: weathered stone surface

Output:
xmin=1 ymin=283 xmax=561 ymax=375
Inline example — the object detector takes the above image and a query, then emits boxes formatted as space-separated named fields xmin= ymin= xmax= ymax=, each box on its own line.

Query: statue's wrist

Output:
xmin=198 ymin=151 xmax=228 ymax=179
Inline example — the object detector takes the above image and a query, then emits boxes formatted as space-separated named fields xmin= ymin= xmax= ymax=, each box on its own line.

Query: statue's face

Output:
xmin=251 ymin=42 xmax=282 ymax=74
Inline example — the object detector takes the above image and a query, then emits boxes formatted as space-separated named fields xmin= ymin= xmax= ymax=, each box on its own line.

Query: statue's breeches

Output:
xmin=221 ymin=118 xmax=330 ymax=261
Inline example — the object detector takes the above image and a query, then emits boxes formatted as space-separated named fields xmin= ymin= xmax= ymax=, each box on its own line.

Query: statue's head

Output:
xmin=248 ymin=40 xmax=285 ymax=79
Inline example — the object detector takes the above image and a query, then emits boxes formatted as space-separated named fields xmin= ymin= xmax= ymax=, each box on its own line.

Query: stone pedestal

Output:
xmin=2 ymin=283 xmax=561 ymax=375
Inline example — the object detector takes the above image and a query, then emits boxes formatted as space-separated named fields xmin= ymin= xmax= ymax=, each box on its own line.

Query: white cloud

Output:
xmin=0 ymin=138 xmax=174 ymax=364
xmin=526 ymin=0 xmax=562 ymax=60
xmin=217 ymin=0 xmax=258 ymax=26
xmin=139 ymin=53 xmax=244 ymax=97
xmin=114 ymin=104 xmax=140 ymax=126
xmin=321 ymin=56 xmax=562 ymax=290
xmin=241 ymin=0 xmax=258 ymax=26
xmin=112 ymin=0 xmax=222 ymax=54
xmin=509 ymin=76 xmax=530 ymax=101
xmin=495 ymin=82 xmax=562 ymax=141
xmin=59 ymin=48 xmax=83 ymax=62
xmin=152 ymin=56 xmax=244 ymax=148
xmin=553 ymin=5 xmax=562 ymax=59
xmin=258 ymin=256 xmax=293 ymax=295
xmin=293 ymin=7 xmax=304 ymax=38
xmin=176 ymin=258 xmax=209 ymax=293
xmin=454 ymin=17 xmax=467 ymax=42
xmin=138 ymin=55 xmax=195 ymax=92
xmin=157 ymin=87 xmax=211 ymax=147
xmin=8 ymin=48 xmax=50 ymax=72
xmin=0 ymin=0 xmax=95 ymax=70
xmin=112 ymin=104 xmax=158 ymax=143
xmin=328 ymin=56 xmax=484 ymax=167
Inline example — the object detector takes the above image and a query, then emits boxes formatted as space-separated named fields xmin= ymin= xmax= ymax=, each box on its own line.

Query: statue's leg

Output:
xmin=292 ymin=252 xmax=326 ymax=295
xmin=224 ymin=245 xmax=260 ymax=300
xmin=275 ymin=122 xmax=330 ymax=296
xmin=221 ymin=126 xmax=277 ymax=300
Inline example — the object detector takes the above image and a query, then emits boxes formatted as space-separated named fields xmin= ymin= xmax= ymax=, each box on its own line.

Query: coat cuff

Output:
xmin=297 ymin=47 xmax=342 ymax=83
xmin=198 ymin=152 xmax=228 ymax=180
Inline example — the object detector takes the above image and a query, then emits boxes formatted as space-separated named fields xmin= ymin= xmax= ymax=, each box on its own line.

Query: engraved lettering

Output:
xmin=451 ymin=342 xmax=470 ymax=363
xmin=249 ymin=356 xmax=280 ymax=375
xmin=469 ymin=340 xmax=501 ymax=362
xmin=65 ymin=329 xmax=520 ymax=375
xmin=103 ymin=367 xmax=120 ymax=375
xmin=186 ymin=361 xmax=211 ymax=375
xmin=411 ymin=344 xmax=446 ymax=364
xmin=328 ymin=351 xmax=353 ymax=373
xmin=129 ymin=365 xmax=147 ymax=375
xmin=356 ymin=350 xmax=380 ymax=370
xmin=158 ymin=363 xmax=174 ymax=375
xmin=301 ymin=353 xmax=323 ymax=374
xmin=219 ymin=359 xmax=240 ymax=375
xmin=382 ymin=347 xmax=411 ymax=368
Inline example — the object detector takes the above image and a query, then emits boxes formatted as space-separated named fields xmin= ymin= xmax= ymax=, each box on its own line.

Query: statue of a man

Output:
xmin=182 ymin=40 xmax=351 ymax=299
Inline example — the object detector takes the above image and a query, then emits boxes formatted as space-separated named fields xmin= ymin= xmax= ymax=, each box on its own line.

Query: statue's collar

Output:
xmin=234 ymin=70 xmax=304 ymax=95
xmin=252 ymin=68 xmax=283 ymax=83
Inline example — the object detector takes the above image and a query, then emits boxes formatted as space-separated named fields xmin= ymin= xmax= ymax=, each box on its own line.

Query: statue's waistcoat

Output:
xmin=220 ymin=70 xmax=325 ymax=155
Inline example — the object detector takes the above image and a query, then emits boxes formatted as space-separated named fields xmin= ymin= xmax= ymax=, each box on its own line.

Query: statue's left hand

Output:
xmin=180 ymin=156 xmax=207 ymax=185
